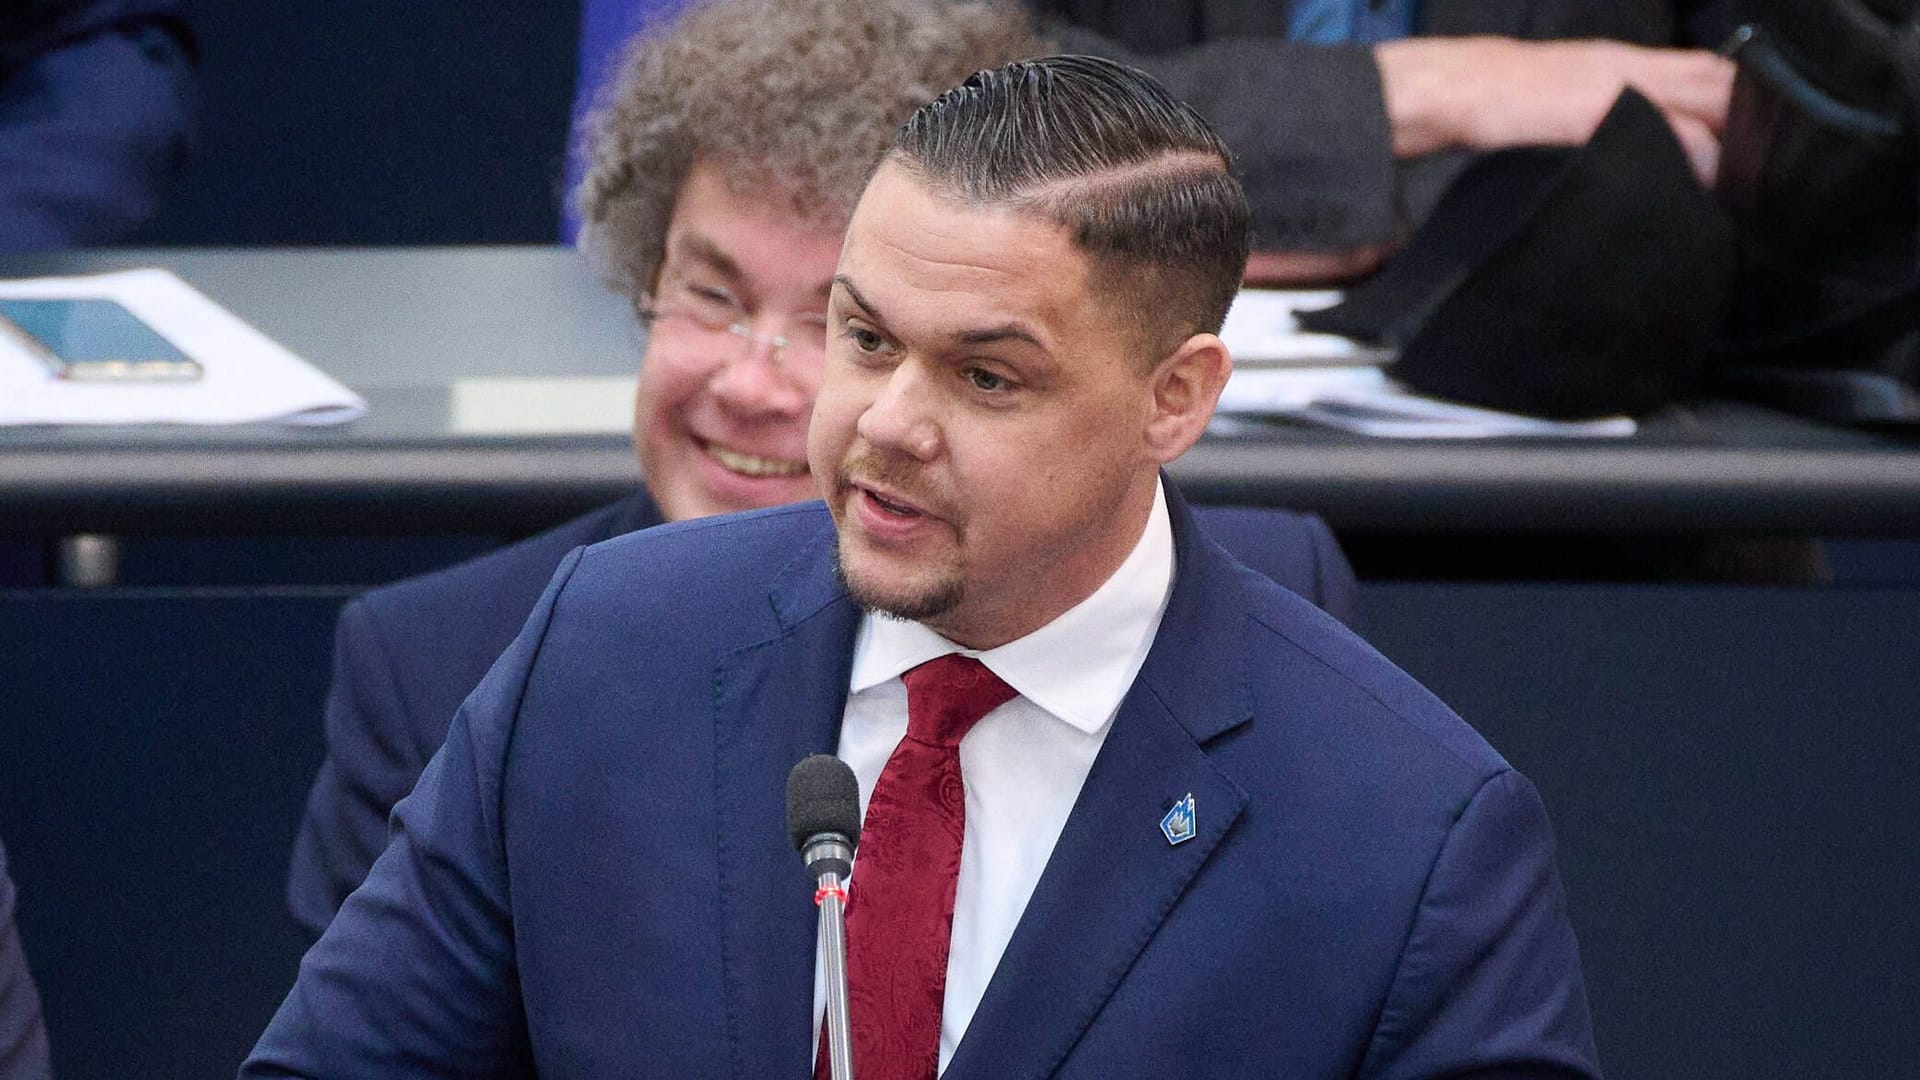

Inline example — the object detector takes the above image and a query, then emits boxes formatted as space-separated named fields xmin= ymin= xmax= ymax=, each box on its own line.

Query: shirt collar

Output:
xmin=847 ymin=478 xmax=1175 ymax=735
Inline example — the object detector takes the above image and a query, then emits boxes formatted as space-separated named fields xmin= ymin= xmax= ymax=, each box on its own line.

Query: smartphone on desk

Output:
xmin=0 ymin=298 xmax=202 ymax=381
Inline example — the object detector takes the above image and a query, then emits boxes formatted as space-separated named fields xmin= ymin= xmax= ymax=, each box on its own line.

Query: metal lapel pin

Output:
xmin=1160 ymin=792 xmax=1197 ymax=846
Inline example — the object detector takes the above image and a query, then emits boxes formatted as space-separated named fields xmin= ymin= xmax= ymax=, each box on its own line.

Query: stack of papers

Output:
xmin=1218 ymin=289 xmax=1389 ymax=367
xmin=0 ymin=269 xmax=366 ymax=426
xmin=1215 ymin=289 xmax=1635 ymax=439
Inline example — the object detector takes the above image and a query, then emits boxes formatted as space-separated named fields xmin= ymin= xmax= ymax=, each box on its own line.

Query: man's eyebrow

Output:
xmin=674 ymin=233 xmax=742 ymax=280
xmin=834 ymin=274 xmax=1046 ymax=351
xmin=834 ymin=274 xmax=879 ymax=320
xmin=954 ymin=323 xmax=1046 ymax=350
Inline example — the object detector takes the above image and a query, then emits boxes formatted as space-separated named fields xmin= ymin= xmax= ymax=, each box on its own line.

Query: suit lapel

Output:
xmin=710 ymin=522 xmax=860 ymax=1078
xmin=945 ymin=487 xmax=1257 ymax=1080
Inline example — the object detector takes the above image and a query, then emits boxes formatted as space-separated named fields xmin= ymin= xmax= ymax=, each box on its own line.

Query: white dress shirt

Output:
xmin=814 ymin=479 xmax=1175 ymax=1074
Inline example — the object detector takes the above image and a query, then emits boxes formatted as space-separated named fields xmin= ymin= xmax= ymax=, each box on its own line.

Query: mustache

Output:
xmin=838 ymin=449 xmax=943 ymax=512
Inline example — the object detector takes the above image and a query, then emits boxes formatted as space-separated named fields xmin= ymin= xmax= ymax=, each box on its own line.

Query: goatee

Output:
xmin=831 ymin=535 xmax=964 ymax=622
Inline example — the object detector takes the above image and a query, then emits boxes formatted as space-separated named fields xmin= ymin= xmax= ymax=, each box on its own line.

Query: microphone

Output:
xmin=786 ymin=755 xmax=861 ymax=1080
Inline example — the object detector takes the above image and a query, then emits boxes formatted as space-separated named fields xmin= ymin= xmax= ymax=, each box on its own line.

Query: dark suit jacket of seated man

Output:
xmin=249 ymin=56 xmax=1595 ymax=1078
xmin=286 ymin=493 xmax=1359 ymax=941
xmin=0 ymin=0 xmax=196 ymax=250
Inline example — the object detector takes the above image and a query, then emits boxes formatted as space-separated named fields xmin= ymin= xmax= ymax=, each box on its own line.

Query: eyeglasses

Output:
xmin=634 ymin=270 xmax=829 ymax=384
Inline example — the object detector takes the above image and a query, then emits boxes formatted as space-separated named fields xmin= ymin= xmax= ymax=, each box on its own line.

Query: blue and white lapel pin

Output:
xmin=1160 ymin=792 xmax=1197 ymax=846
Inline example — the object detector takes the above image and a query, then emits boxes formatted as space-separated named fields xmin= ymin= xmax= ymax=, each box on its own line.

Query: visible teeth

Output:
xmin=869 ymin=490 xmax=919 ymax=516
xmin=707 ymin=442 xmax=807 ymax=477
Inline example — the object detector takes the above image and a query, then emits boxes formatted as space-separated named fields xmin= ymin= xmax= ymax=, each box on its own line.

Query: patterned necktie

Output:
xmin=817 ymin=654 xmax=1018 ymax=1080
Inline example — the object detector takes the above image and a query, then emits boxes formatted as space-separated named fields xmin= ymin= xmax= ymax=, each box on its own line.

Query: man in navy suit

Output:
xmin=286 ymin=0 xmax=1357 ymax=945
xmin=249 ymin=55 xmax=1594 ymax=1077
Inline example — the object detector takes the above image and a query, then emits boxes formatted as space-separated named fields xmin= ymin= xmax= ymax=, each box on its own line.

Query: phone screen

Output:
xmin=0 ymin=298 xmax=202 ymax=381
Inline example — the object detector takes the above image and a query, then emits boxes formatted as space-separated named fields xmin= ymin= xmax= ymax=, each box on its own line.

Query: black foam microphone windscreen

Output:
xmin=785 ymin=754 xmax=861 ymax=853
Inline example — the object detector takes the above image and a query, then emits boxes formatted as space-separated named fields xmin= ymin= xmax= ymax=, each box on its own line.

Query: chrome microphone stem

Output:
xmin=817 ymin=867 xmax=855 ymax=1080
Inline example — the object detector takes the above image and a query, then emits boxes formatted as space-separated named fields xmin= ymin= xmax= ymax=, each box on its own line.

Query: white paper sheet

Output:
xmin=1287 ymin=389 xmax=1637 ymax=438
xmin=1217 ymin=367 xmax=1636 ymax=439
xmin=0 ymin=268 xmax=366 ymax=426
xmin=1218 ymin=289 xmax=1394 ymax=366
xmin=1215 ymin=289 xmax=1634 ymax=438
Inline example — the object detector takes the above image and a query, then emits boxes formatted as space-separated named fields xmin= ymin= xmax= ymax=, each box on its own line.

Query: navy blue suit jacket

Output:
xmin=286 ymin=494 xmax=1359 ymax=940
xmin=251 ymin=488 xmax=1594 ymax=1077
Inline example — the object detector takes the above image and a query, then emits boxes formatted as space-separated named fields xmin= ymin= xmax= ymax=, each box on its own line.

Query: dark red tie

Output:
xmin=816 ymin=654 xmax=1017 ymax=1080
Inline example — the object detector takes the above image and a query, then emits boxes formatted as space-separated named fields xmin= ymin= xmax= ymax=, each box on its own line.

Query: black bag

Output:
xmin=1299 ymin=89 xmax=1735 ymax=420
xmin=1714 ymin=0 xmax=1920 ymax=421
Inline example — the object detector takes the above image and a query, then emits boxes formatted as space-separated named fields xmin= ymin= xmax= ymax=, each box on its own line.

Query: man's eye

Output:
xmin=846 ymin=327 xmax=885 ymax=353
xmin=966 ymin=368 xmax=1009 ymax=392
xmin=687 ymin=286 xmax=737 ymax=308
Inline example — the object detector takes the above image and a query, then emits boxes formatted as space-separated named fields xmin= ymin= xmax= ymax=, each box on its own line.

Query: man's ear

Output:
xmin=1144 ymin=332 xmax=1231 ymax=464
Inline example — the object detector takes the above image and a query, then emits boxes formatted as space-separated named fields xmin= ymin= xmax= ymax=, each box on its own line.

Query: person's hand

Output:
xmin=1374 ymin=37 xmax=1735 ymax=184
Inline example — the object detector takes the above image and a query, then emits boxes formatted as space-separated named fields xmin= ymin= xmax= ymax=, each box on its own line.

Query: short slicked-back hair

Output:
xmin=577 ymin=0 xmax=1040 ymax=296
xmin=889 ymin=55 xmax=1251 ymax=364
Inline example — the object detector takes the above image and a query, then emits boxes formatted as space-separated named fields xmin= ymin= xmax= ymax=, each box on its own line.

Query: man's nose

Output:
xmin=855 ymin=361 xmax=941 ymax=461
xmin=708 ymin=326 xmax=811 ymax=417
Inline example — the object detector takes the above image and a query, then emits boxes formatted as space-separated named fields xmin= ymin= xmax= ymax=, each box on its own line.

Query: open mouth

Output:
xmin=861 ymin=486 xmax=924 ymax=518
xmin=702 ymin=439 xmax=808 ymax=478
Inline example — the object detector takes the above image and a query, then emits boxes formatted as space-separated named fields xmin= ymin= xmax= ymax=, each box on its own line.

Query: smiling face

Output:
xmin=808 ymin=161 xmax=1227 ymax=649
xmin=632 ymin=161 xmax=846 ymax=522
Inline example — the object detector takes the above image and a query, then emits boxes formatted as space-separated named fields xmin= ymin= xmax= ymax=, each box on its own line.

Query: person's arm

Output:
xmin=0 ymin=840 xmax=52 ymax=1080
xmin=245 ymin=551 xmax=590 ymax=1076
xmin=1358 ymin=769 xmax=1601 ymax=1079
xmin=0 ymin=6 xmax=195 ymax=250
xmin=285 ymin=598 xmax=433 ymax=943
xmin=1376 ymin=36 xmax=1734 ymax=186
